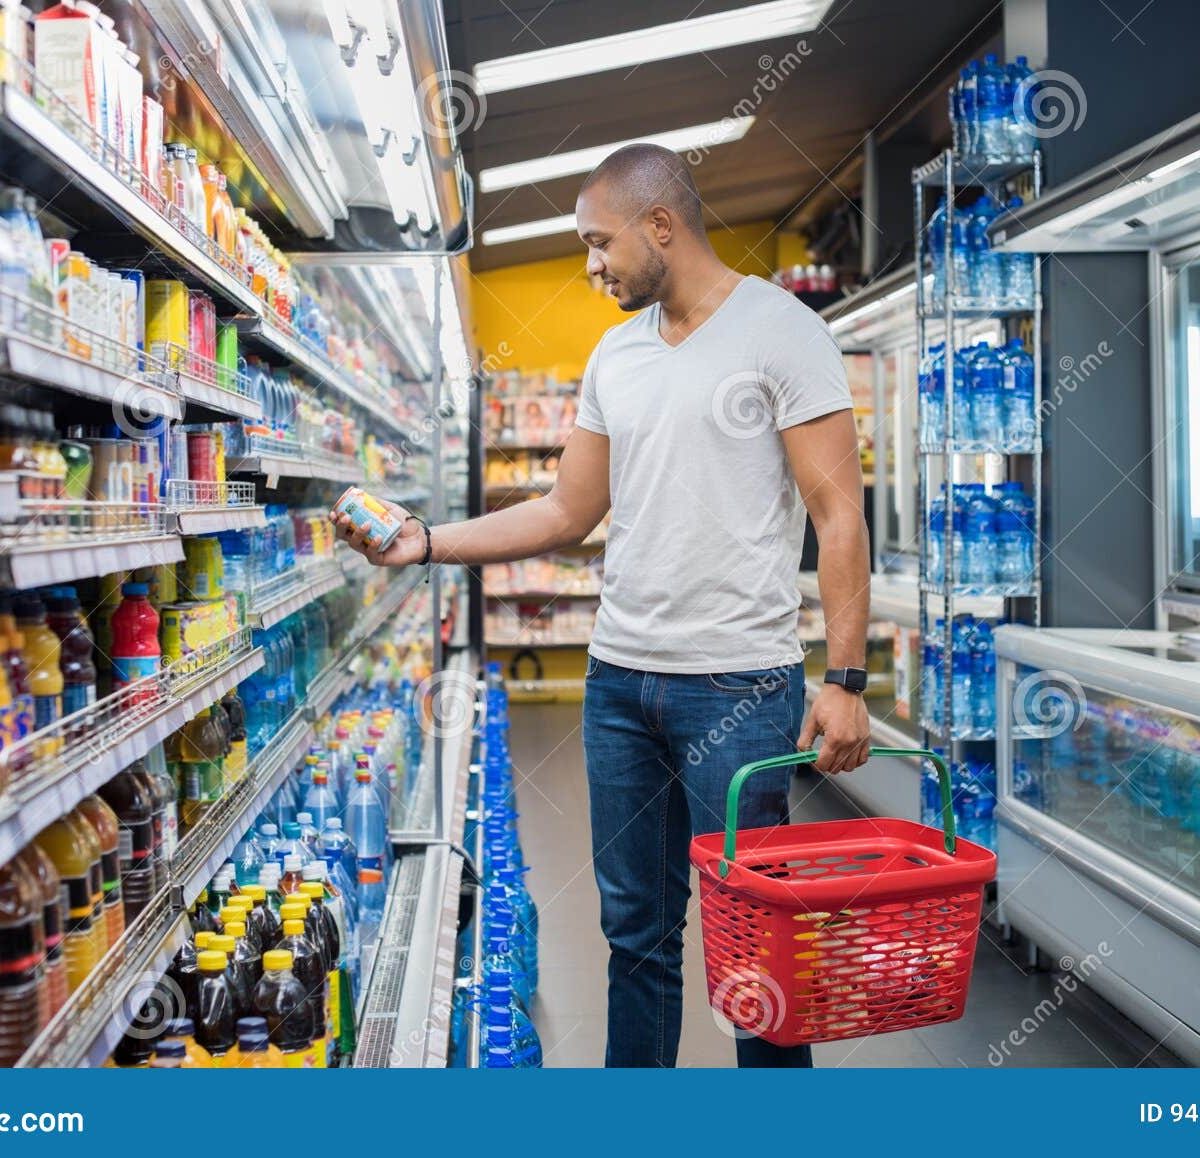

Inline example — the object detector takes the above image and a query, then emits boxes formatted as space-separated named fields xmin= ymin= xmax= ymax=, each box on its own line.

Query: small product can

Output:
xmin=115 ymin=269 xmax=145 ymax=371
xmin=216 ymin=322 xmax=238 ymax=391
xmin=187 ymin=431 xmax=216 ymax=503
xmin=333 ymin=486 xmax=405 ymax=552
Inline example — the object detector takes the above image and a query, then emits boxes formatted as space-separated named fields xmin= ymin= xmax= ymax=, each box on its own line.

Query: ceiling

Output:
xmin=445 ymin=0 xmax=1001 ymax=271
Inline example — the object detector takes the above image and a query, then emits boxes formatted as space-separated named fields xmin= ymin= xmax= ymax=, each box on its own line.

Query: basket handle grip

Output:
xmin=718 ymin=746 xmax=955 ymax=879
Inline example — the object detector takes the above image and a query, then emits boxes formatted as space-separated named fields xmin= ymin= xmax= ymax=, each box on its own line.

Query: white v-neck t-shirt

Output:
xmin=575 ymin=274 xmax=853 ymax=674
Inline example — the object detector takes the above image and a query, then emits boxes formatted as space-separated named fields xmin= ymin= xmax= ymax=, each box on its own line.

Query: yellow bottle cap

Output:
xmin=282 ymin=920 xmax=305 ymax=936
xmin=228 ymin=895 xmax=254 ymax=910
xmin=197 ymin=950 xmax=228 ymax=972
xmin=225 ymin=922 xmax=247 ymax=939
xmin=299 ymin=883 xmax=324 ymax=900
xmin=284 ymin=893 xmax=311 ymax=909
xmin=262 ymin=949 xmax=293 ymax=971
xmin=209 ymin=935 xmax=236 ymax=954
xmin=219 ymin=906 xmax=244 ymax=924
xmin=279 ymin=903 xmax=308 ymax=922
xmin=243 ymin=885 xmax=266 ymax=901
xmin=194 ymin=932 xmax=215 ymax=950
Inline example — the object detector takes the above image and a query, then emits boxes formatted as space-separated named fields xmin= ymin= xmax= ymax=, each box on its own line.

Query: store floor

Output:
xmin=509 ymin=703 xmax=1180 ymax=1069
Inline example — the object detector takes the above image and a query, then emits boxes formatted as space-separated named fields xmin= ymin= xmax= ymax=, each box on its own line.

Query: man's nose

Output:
xmin=586 ymin=249 xmax=605 ymax=277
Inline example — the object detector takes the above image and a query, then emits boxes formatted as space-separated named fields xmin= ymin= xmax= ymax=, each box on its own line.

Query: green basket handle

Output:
xmin=717 ymin=746 xmax=955 ymax=879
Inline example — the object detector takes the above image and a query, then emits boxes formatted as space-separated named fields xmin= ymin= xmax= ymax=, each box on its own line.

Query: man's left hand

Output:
xmin=796 ymin=684 xmax=871 ymax=774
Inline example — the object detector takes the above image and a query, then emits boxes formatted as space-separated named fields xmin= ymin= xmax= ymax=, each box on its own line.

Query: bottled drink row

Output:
xmin=926 ymin=482 xmax=1037 ymax=589
xmin=450 ymin=665 xmax=542 ymax=1068
xmin=926 ymin=193 xmax=1037 ymax=309
xmin=920 ymin=756 xmax=996 ymax=851
xmin=921 ymin=615 xmax=998 ymax=740
xmin=949 ymin=53 xmax=1040 ymax=164
xmin=918 ymin=338 xmax=1036 ymax=449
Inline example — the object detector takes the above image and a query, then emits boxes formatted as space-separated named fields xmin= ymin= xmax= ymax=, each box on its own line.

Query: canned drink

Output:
xmin=333 ymin=485 xmax=405 ymax=552
xmin=63 ymin=252 xmax=92 ymax=360
xmin=181 ymin=537 xmax=224 ymax=600
xmin=216 ymin=322 xmax=238 ymax=391
xmin=187 ymin=431 xmax=216 ymax=504
xmin=145 ymin=279 xmax=188 ymax=369
xmin=170 ymin=424 xmax=189 ymax=488
xmin=115 ymin=269 xmax=145 ymax=371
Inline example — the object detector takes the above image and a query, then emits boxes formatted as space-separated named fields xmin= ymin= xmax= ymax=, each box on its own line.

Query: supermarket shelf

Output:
xmin=485 ymin=638 xmax=590 ymax=649
xmin=227 ymin=451 xmax=364 ymax=486
xmin=174 ymin=369 xmax=261 ymax=423
xmin=919 ymin=300 xmax=1036 ymax=319
xmin=234 ymin=315 xmax=412 ymax=442
xmin=0 ymin=528 xmax=183 ymax=589
xmin=16 ymin=893 xmax=190 ymax=1069
xmin=912 ymin=151 xmax=1036 ymax=188
xmin=246 ymin=561 xmax=347 ymax=629
xmin=168 ymin=480 xmax=266 ymax=535
xmin=172 ymin=505 xmax=267 ymax=536
xmin=0 ymin=332 xmax=182 ymax=422
xmin=486 ymin=589 xmax=601 ymax=600
xmin=919 ymin=441 xmax=1040 ymax=456
xmin=171 ymin=712 xmax=313 ymax=909
xmin=0 ymin=82 xmax=261 ymax=317
xmin=920 ymin=579 xmax=1038 ymax=598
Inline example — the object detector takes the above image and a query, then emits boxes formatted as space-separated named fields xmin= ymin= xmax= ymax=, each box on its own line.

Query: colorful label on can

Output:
xmin=333 ymin=486 xmax=404 ymax=551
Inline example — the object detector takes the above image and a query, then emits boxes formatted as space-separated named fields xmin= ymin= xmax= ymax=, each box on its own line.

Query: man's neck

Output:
xmin=657 ymin=264 xmax=744 ymax=345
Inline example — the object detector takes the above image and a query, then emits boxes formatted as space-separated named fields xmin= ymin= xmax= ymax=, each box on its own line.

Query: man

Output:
xmin=334 ymin=144 xmax=872 ymax=1068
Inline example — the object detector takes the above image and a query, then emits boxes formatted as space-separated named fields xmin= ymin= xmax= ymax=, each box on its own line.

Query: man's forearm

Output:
xmin=430 ymin=494 xmax=585 ymax=566
xmin=815 ymin=515 xmax=870 ymax=668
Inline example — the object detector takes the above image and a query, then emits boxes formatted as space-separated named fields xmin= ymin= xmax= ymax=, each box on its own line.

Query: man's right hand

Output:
xmin=329 ymin=499 xmax=428 ymax=568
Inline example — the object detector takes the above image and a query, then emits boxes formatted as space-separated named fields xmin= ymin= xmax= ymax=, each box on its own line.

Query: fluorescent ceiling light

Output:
xmin=480 ymin=117 xmax=754 ymax=192
xmin=474 ymin=0 xmax=833 ymax=95
xmin=482 ymin=213 xmax=578 ymax=246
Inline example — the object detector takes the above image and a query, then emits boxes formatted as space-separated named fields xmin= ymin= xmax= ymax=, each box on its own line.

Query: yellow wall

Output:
xmin=470 ymin=221 xmax=811 ymax=380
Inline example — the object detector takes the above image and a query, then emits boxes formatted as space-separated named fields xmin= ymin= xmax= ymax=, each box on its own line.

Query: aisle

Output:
xmin=510 ymin=703 xmax=1179 ymax=1069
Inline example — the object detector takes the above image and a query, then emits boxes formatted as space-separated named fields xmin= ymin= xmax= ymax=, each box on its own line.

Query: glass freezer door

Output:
xmin=1168 ymin=262 xmax=1200 ymax=590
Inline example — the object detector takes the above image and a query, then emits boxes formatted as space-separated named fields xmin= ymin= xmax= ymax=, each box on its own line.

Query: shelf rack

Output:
xmin=913 ymin=147 xmax=1044 ymax=788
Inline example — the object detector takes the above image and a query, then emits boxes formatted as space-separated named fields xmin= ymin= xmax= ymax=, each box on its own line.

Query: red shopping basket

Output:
xmin=690 ymin=747 xmax=997 ymax=1047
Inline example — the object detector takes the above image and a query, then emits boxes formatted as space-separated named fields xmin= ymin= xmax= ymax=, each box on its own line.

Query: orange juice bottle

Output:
xmin=20 ymin=842 xmax=67 ymax=1019
xmin=74 ymin=794 xmax=125 ymax=950
xmin=34 ymin=816 xmax=100 ymax=992
xmin=13 ymin=594 xmax=63 ymax=758
xmin=65 ymin=807 xmax=106 ymax=963
xmin=161 ymin=1017 xmax=213 ymax=1068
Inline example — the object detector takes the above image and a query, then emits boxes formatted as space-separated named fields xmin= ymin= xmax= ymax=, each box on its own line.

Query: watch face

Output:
xmin=846 ymin=668 xmax=869 ymax=692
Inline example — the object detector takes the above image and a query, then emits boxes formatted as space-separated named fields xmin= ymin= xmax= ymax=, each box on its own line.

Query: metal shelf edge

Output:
xmin=2 ymin=534 xmax=184 ymax=588
xmin=172 ymin=505 xmax=268 ymax=536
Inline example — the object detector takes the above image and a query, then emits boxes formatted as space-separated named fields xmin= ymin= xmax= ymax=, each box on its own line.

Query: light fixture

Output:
xmin=479 ymin=117 xmax=754 ymax=192
xmin=345 ymin=0 xmax=391 ymax=61
xmin=481 ymin=213 xmax=578 ymax=246
xmin=1143 ymin=147 xmax=1200 ymax=184
xmin=474 ymin=0 xmax=833 ymax=95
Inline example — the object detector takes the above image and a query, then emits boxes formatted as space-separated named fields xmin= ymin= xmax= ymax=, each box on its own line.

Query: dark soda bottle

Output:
xmin=98 ymin=767 xmax=156 ymax=922
xmin=252 ymin=948 xmax=315 ymax=1062
xmin=0 ymin=855 xmax=46 ymax=1065
xmin=194 ymin=950 xmax=237 ymax=1064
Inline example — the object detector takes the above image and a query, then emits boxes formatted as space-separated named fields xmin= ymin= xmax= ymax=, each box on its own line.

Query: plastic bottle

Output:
xmin=926 ymin=195 xmax=948 ymax=304
xmin=969 ymin=342 xmax=1003 ymax=446
xmin=964 ymin=487 xmax=996 ymax=587
xmin=194 ymin=949 xmax=237 ymax=1065
xmin=232 ymin=828 xmax=265 ymax=887
xmin=143 ymin=745 xmax=179 ymax=877
xmin=1003 ymin=196 xmax=1036 ymax=305
xmin=279 ymin=853 xmax=306 ymax=898
xmin=221 ymin=689 xmax=247 ymax=785
xmin=950 ymin=208 xmax=970 ymax=302
xmin=257 ymin=822 xmax=282 ymax=865
xmin=110 ymin=582 xmax=161 ymax=693
xmin=0 ymin=855 xmax=46 ymax=1064
xmin=179 ymin=708 xmax=225 ymax=831
xmin=21 ymin=842 xmax=67 ymax=1019
xmin=976 ymin=53 xmax=1009 ymax=159
xmin=1006 ymin=55 xmax=1036 ymax=161
xmin=253 ymin=948 xmax=317 ymax=1065
xmin=277 ymin=912 xmax=325 ymax=1065
xmin=967 ymin=195 xmax=1003 ymax=308
xmin=302 ymin=767 xmax=338 ymax=832
xmin=241 ymin=884 xmax=280 ymax=952
xmin=346 ymin=767 xmax=387 ymax=944
xmin=950 ymin=618 xmax=974 ymax=736
xmin=486 ymin=970 xmax=542 ymax=1067
xmin=98 ymin=766 xmax=156 ymax=923
xmin=161 ymin=1017 xmax=212 ymax=1068
xmin=969 ymin=621 xmax=996 ymax=735
xmin=34 ymin=816 xmax=99 ymax=993
xmin=208 ymin=933 xmax=254 ymax=1018
xmin=13 ymin=594 xmax=63 ymax=753
xmin=74 ymin=794 xmax=125 ymax=950
xmin=918 ymin=342 xmax=944 ymax=447
xmin=44 ymin=587 xmax=96 ymax=729
xmin=0 ymin=598 xmax=33 ymax=747
xmin=927 ymin=489 xmax=946 ymax=586
xmin=1001 ymin=338 xmax=1036 ymax=450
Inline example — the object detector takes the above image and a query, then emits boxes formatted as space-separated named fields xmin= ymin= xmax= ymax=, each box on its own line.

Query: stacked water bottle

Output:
xmin=927 ymin=482 xmax=1036 ymax=593
xmin=920 ymin=615 xmax=998 ymax=741
xmin=919 ymin=337 xmax=1036 ymax=450
xmin=926 ymin=192 xmax=1036 ymax=311
xmin=921 ymin=753 xmax=997 ymax=850
xmin=950 ymin=53 xmax=1039 ymax=165
xmin=472 ymin=662 xmax=543 ymax=1069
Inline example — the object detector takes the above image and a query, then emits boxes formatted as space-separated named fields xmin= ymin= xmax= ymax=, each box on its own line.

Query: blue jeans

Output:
xmin=582 ymin=656 xmax=813 ymax=1068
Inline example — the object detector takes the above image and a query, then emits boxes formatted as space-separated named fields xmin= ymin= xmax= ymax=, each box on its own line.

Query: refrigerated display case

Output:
xmin=993 ymin=624 xmax=1200 ymax=1064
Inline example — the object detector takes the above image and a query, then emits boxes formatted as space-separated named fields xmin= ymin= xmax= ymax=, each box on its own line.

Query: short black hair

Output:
xmin=578 ymin=143 xmax=704 ymax=236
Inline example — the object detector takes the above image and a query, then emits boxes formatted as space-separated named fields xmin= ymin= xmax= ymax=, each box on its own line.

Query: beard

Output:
xmin=616 ymin=239 xmax=668 ymax=311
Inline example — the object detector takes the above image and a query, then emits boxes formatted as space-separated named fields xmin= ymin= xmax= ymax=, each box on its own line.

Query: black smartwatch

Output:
xmin=824 ymin=667 xmax=868 ymax=693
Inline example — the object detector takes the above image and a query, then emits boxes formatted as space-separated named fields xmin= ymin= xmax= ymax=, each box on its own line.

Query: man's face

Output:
xmin=576 ymin=184 xmax=668 ymax=312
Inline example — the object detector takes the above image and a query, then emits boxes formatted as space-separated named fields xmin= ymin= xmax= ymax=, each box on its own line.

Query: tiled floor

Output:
xmin=510 ymin=703 xmax=1182 ymax=1069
